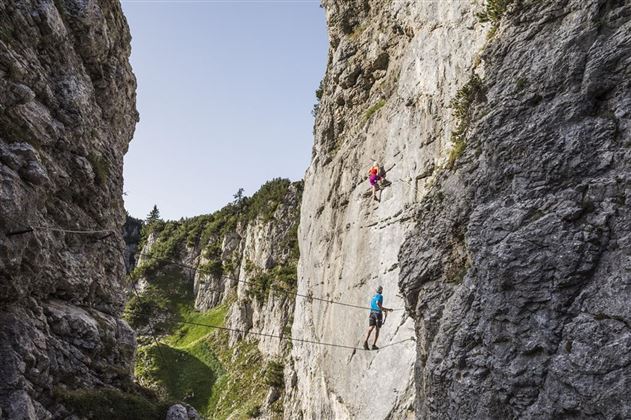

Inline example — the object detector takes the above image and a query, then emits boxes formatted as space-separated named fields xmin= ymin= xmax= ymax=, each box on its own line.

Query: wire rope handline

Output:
xmin=4 ymin=213 xmax=116 ymax=237
xmin=134 ymin=313 xmax=415 ymax=352
xmin=179 ymin=319 xmax=414 ymax=351
xmin=135 ymin=251 xmax=405 ymax=312
xmin=3 ymin=217 xmax=415 ymax=354
xmin=3 ymin=216 xmax=407 ymax=312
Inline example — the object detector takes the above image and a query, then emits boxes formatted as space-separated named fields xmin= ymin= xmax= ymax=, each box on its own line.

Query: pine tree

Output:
xmin=232 ymin=187 xmax=248 ymax=213
xmin=233 ymin=188 xmax=245 ymax=204
xmin=146 ymin=205 xmax=161 ymax=224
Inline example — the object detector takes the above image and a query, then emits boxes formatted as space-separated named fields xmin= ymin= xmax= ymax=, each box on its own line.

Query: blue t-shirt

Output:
xmin=370 ymin=293 xmax=383 ymax=312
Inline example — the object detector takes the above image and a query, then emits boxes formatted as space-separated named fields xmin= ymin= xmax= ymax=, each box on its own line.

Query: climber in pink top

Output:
xmin=368 ymin=161 xmax=386 ymax=202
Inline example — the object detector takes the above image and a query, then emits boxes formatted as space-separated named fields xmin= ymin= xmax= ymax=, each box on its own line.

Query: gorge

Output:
xmin=1 ymin=0 xmax=630 ymax=419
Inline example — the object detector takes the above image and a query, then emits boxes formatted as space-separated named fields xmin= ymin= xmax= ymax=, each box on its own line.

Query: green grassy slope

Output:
xmin=127 ymin=269 xmax=268 ymax=419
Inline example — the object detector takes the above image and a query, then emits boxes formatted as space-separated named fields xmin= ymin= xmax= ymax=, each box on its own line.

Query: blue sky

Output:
xmin=121 ymin=0 xmax=328 ymax=221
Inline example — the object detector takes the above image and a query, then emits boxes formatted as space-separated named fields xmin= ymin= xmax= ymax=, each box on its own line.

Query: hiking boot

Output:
xmin=363 ymin=341 xmax=369 ymax=350
xmin=372 ymin=344 xmax=379 ymax=350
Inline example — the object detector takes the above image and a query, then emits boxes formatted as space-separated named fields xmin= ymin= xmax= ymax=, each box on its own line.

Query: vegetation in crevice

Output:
xmin=264 ymin=360 xmax=286 ymax=416
xmin=349 ymin=22 xmax=368 ymax=40
xmin=281 ymin=209 xmax=301 ymax=262
xmin=0 ymin=24 xmax=14 ymax=44
xmin=264 ymin=360 xmax=285 ymax=388
xmin=87 ymin=152 xmax=109 ymax=186
xmin=515 ymin=77 xmax=529 ymax=93
xmin=446 ymin=258 xmax=471 ymax=284
xmin=312 ymin=80 xmax=324 ymax=117
xmin=244 ymin=260 xmax=298 ymax=305
xmin=477 ymin=0 xmax=516 ymax=26
xmin=364 ymin=99 xmax=386 ymax=122
xmin=448 ymin=74 xmax=485 ymax=169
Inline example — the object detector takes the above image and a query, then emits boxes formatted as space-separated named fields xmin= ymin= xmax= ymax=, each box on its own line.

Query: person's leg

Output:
xmin=373 ymin=327 xmax=380 ymax=346
xmin=370 ymin=175 xmax=379 ymax=202
xmin=365 ymin=326 xmax=374 ymax=343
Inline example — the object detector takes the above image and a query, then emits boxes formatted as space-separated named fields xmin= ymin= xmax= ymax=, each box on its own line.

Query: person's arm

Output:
xmin=377 ymin=300 xmax=391 ymax=312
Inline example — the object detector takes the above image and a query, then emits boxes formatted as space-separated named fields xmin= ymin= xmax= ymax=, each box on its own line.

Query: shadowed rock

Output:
xmin=0 ymin=0 xmax=138 ymax=417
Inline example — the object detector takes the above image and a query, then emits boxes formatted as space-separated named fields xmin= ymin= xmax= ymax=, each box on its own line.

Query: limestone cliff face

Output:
xmin=223 ymin=186 xmax=301 ymax=359
xmin=192 ymin=182 xmax=301 ymax=360
xmin=287 ymin=1 xmax=488 ymax=418
xmin=398 ymin=1 xmax=631 ymax=418
xmin=0 ymin=0 xmax=138 ymax=418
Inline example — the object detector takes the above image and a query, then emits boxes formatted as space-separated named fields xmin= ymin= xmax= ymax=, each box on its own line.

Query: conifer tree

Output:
xmin=146 ymin=205 xmax=161 ymax=224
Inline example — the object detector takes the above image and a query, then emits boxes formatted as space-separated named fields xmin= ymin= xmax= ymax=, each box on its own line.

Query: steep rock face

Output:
xmin=287 ymin=1 xmax=488 ymax=418
xmin=399 ymin=1 xmax=631 ymax=418
xmin=123 ymin=215 xmax=143 ymax=273
xmin=224 ymin=185 xmax=301 ymax=358
xmin=0 ymin=0 xmax=138 ymax=418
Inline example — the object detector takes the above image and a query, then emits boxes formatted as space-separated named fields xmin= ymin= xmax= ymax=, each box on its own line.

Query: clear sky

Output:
xmin=121 ymin=0 xmax=328 ymax=221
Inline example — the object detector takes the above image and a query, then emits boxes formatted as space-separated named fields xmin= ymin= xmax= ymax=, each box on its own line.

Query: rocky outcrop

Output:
xmin=287 ymin=0 xmax=488 ymax=418
xmin=398 ymin=0 xmax=631 ymax=419
xmin=165 ymin=403 xmax=201 ymax=420
xmin=224 ymin=183 xmax=301 ymax=359
xmin=123 ymin=215 xmax=143 ymax=273
xmin=0 ymin=0 xmax=138 ymax=417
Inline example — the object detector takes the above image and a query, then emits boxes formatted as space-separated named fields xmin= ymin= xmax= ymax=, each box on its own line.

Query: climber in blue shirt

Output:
xmin=364 ymin=286 xmax=392 ymax=350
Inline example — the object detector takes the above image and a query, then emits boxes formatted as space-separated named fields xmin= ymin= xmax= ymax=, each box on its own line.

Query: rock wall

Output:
xmin=224 ymin=185 xmax=301 ymax=359
xmin=0 ymin=0 xmax=138 ymax=418
xmin=398 ymin=0 xmax=631 ymax=419
xmin=123 ymin=215 xmax=143 ymax=273
xmin=189 ymin=181 xmax=302 ymax=359
xmin=287 ymin=0 xmax=488 ymax=418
